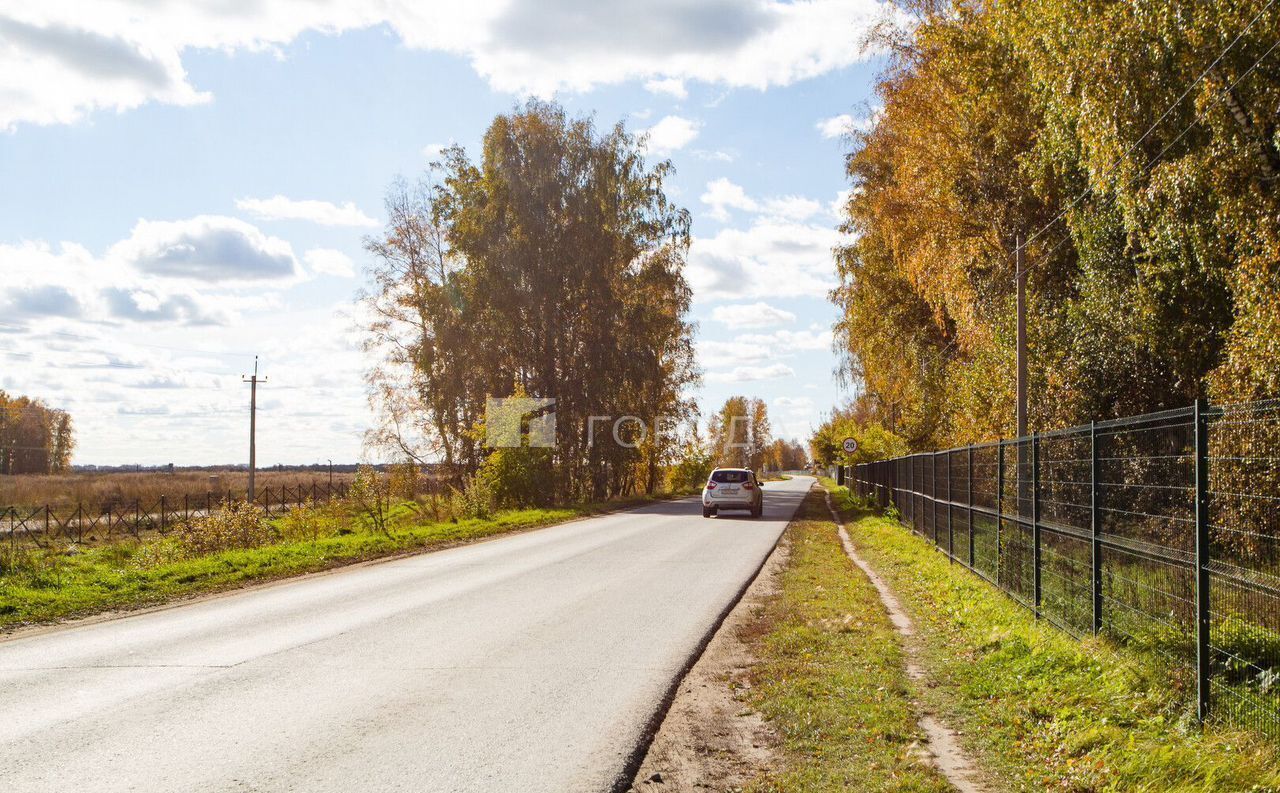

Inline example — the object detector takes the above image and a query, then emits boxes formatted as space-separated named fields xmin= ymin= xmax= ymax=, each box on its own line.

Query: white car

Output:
xmin=701 ymin=468 xmax=763 ymax=518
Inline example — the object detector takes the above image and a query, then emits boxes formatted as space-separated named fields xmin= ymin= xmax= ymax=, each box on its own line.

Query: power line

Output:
xmin=1014 ymin=0 xmax=1278 ymax=261
xmin=1017 ymin=31 xmax=1280 ymax=280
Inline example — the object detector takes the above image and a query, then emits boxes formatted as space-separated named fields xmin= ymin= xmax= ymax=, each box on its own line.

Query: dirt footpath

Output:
xmin=628 ymin=536 xmax=789 ymax=791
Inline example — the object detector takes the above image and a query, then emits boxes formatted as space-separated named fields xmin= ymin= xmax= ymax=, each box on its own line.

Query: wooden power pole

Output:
xmin=1016 ymin=235 xmax=1028 ymax=439
xmin=243 ymin=356 xmax=267 ymax=502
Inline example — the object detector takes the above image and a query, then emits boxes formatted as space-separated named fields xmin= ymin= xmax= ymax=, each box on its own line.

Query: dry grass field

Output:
xmin=1 ymin=470 xmax=357 ymax=510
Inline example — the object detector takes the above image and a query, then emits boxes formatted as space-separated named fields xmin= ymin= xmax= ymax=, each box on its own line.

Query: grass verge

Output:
xmin=0 ymin=493 xmax=682 ymax=632
xmin=824 ymin=481 xmax=1280 ymax=792
xmin=744 ymin=487 xmax=952 ymax=792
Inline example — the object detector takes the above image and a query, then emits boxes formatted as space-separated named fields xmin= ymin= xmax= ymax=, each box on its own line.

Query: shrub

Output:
xmin=453 ymin=474 xmax=494 ymax=520
xmin=177 ymin=500 xmax=272 ymax=555
xmin=475 ymin=445 xmax=554 ymax=509
xmin=350 ymin=465 xmax=394 ymax=536
xmin=667 ymin=442 xmax=716 ymax=493
xmin=275 ymin=498 xmax=347 ymax=543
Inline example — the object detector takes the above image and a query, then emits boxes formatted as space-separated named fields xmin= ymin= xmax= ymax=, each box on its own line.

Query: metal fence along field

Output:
xmin=1 ymin=481 xmax=350 ymax=548
xmin=850 ymin=398 xmax=1280 ymax=740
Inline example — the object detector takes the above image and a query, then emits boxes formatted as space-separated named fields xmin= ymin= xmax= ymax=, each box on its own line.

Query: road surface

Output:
xmin=0 ymin=476 xmax=812 ymax=792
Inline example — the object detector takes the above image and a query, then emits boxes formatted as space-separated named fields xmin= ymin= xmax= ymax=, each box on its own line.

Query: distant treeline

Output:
xmin=0 ymin=391 xmax=75 ymax=474
xmin=833 ymin=0 xmax=1280 ymax=450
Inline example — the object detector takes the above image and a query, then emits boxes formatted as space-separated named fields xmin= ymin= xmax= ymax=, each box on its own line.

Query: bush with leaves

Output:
xmin=667 ymin=441 xmax=716 ymax=493
xmin=276 ymin=498 xmax=349 ymax=543
xmin=350 ymin=465 xmax=394 ymax=536
xmin=453 ymin=472 xmax=494 ymax=520
xmin=176 ymin=500 xmax=272 ymax=555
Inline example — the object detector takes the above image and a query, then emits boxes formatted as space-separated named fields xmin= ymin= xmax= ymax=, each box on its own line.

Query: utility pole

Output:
xmin=1016 ymin=234 xmax=1028 ymax=439
xmin=1016 ymin=235 xmax=1031 ymax=532
xmin=242 ymin=357 xmax=267 ymax=503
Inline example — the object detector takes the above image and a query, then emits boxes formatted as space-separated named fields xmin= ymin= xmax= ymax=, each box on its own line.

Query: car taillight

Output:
xmin=706 ymin=481 xmax=717 ymax=489
xmin=743 ymin=482 xmax=754 ymax=489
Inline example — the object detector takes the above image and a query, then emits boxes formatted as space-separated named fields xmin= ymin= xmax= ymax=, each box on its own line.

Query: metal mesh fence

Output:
xmin=2 ymin=480 xmax=350 ymax=548
xmin=851 ymin=398 xmax=1280 ymax=740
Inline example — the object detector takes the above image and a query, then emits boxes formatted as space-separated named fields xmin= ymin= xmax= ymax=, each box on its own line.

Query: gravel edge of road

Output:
xmin=609 ymin=484 xmax=802 ymax=793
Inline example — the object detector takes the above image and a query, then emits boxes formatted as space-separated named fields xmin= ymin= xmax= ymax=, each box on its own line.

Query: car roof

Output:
xmin=711 ymin=467 xmax=751 ymax=472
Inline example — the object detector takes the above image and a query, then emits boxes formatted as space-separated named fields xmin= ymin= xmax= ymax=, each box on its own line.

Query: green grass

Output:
xmin=0 ymin=494 xmax=679 ymax=631
xmin=825 ymin=483 xmax=1280 ymax=793
xmin=744 ymin=488 xmax=952 ymax=792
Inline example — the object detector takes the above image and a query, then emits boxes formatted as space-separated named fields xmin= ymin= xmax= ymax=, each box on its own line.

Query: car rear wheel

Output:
xmin=752 ymin=503 xmax=762 ymax=518
xmin=702 ymin=506 xmax=712 ymax=518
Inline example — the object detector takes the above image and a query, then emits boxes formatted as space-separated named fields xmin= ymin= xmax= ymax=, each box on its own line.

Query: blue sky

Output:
xmin=0 ymin=2 xmax=888 ymax=466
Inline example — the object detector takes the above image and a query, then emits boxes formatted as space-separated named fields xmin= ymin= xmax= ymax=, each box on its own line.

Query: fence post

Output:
xmin=931 ymin=452 xmax=938 ymax=546
xmin=967 ymin=445 xmax=974 ymax=568
xmin=996 ymin=440 xmax=1004 ymax=588
xmin=160 ymin=495 xmax=167 ymax=533
xmin=892 ymin=458 xmax=899 ymax=516
xmin=946 ymin=451 xmax=954 ymax=562
xmin=1032 ymin=432 xmax=1042 ymax=619
xmin=1193 ymin=398 xmax=1212 ymax=724
xmin=1091 ymin=420 xmax=1102 ymax=635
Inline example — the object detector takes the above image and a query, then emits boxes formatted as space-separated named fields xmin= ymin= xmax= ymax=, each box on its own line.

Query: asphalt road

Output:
xmin=0 ymin=476 xmax=812 ymax=793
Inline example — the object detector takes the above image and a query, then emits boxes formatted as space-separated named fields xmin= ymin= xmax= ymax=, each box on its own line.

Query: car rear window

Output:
xmin=711 ymin=470 xmax=749 ymax=483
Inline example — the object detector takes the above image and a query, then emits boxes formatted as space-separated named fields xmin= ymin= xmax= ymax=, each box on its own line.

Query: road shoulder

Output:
xmin=629 ymin=485 xmax=955 ymax=792
xmin=628 ymin=509 xmax=789 ymax=792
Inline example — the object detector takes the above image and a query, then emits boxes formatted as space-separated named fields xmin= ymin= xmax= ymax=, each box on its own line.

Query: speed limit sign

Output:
xmin=842 ymin=437 xmax=858 ymax=454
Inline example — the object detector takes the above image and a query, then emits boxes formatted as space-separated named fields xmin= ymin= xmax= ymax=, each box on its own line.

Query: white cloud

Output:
xmin=694 ymin=149 xmax=735 ymax=163
xmin=774 ymin=396 xmax=813 ymax=409
xmin=689 ymin=217 xmax=843 ymax=301
xmin=0 ymin=239 xmax=224 ymax=326
xmin=1 ymin=2 xmax=892 ymax=131
xmin=644 ymin=77 xmax=688 ymax=99
xmin=816 ymin=106 xmax=882 ymax=139
xmin=0 ymin=15 xmax=210 ymax=129
xmin=235 ymin=195 xmax=379 ymax=228
xmin=763 ymin=195 xmax=822 ymax=221
xmin=829 ymin=189 xmax=853 ymax=220
xmin=738 ymin=327 xmax=833 ymax=351
xmin=711 ymin=302 xmax=796 ymax=329
xmin=701 ymin=177 xmax=759 ymax=222
xmin=304 ymin=248 xmax=356 ymax=278
xmin=644 ymin=115 xmax=701 ymax=153
xmin=705 ymin=363 xmax=795 ymax=383
xmin=816 ymin=113 xmax=853 ymax=139
xmin=701 ymin=177 xmax=821 ymax=223
xmin=110 ymin=215 xmax=299 ymax=282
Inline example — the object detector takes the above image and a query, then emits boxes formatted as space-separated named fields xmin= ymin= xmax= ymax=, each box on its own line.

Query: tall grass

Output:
xmin=0 ymin=470 xmax=357 ymax=510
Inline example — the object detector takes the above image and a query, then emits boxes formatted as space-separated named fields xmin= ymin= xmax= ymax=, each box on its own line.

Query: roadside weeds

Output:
xmin=633 ymin=486 xmax=957 ymax=792
xmin=0 ymin=491 xmax=695 ymax=635
xmin=825 ymin=482 xmax=1280 ymax=792
xmin=824 ymin=492 xmax=985 ymax=793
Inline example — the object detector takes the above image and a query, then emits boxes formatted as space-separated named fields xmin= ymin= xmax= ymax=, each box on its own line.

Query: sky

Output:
xmin=0 ymin=0 xmax=889 ymax=467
